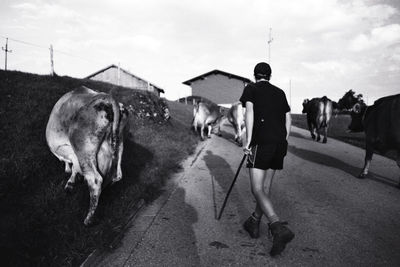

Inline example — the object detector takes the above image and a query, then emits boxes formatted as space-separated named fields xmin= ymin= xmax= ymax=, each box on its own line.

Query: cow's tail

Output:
xmin=193 ymin=102 xmax=199 ymax=117
xmin=109 ymin=97 xmax=121 ymax=155
xmin=320 ymin=96 xmax=329 ymax=128
xmin=192 ymin=102 xmax=199 ymax=124
xmin=93 ymin=95 xmax=121 ymax=155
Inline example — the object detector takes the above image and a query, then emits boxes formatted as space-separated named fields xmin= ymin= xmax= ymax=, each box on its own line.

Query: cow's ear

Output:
xmin=303 ymin=99 xmax=309 ymax=105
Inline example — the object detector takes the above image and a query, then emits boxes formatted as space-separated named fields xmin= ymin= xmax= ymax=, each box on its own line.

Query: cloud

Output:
xmin=12 ymin=2 xmax=80 ymax=19
xmin=11 ymin=2 xmax=38 ymax=10
xmin=349 ymin=23 xmax=400 ymax=51
xmin=301 ymin=59 xmax=362 ymax=76
xmin=80 ymin=35 xmax=162 ymax=52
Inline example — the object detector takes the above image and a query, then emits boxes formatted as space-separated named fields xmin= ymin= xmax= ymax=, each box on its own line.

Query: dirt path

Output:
xmin=84 ymin=124 xmax=400 ymax=267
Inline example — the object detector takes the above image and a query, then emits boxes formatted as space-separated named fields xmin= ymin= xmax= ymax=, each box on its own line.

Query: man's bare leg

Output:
xmin=253 ymin=169 xmax=276 ymax=219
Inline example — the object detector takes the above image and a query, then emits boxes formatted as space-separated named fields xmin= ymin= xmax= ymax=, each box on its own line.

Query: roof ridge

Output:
xmin=85 ymin=64 xmax=164 ymax=93
xmin=182 ymin=69 xmax=251 ymax=85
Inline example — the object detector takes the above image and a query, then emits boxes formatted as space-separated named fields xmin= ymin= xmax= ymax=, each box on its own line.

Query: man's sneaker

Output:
xmin=269 ymin=221 xmax=295 ymax=256
xmin=243 ymin=214 xmax=261 ymax=238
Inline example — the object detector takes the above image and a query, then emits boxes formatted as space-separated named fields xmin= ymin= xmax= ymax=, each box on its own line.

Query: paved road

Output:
xmin=85 ymin=124 xmax=400 ymax=267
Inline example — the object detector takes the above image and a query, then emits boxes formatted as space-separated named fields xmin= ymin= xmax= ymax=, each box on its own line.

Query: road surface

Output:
xmin=84 ymin=124 xmax=400 ymax=267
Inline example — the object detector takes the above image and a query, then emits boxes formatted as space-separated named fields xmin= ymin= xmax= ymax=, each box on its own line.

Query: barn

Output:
xmin=85 ymin=64 xmax=165 ymax=97
xmin=182 ymin=69 xmax=251 ymax=107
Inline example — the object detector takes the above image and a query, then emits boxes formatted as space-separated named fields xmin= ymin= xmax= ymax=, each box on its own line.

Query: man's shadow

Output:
xmin=149 ymin=187 xmax=201 ymax=265
xmin=288 ymin=145 xmax=398 ymax=188
xmin=203 ymin=150 xmax=248 ymax=221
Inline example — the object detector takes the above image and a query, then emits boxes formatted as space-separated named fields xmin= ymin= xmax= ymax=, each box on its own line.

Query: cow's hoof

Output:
xmin=311 ymin=135 xmax=316 ymax=140
xmin=112 ymin=173 xmax=122 ymax=184
xmin=322 ymin=139 xmax=327 ymax=143
xmin=217 ymin=133 xmax=222 ymax=137
xmin=317 ymin=137 xmax=321 ymax=142
xmin=207 ymin=135 xmax=211 ymax=139
xmin=84 ymin=218 xmax=92 ymax=226
xmin=358 ymin=173 xmax=367 ymax=179
xmin=111 ymin=178 xmax=121 ymax=185
xmin=64 ymin=182 xmax=74 ymax=193
xmin=84 ymin=216 xmax=95 ymax=226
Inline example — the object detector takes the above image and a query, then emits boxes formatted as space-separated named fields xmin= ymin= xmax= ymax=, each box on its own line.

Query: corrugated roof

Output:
xmin=182 ymin=69 xmax=251 ymax=85
xmin=85 ymin=64 xmax=165 ymax=93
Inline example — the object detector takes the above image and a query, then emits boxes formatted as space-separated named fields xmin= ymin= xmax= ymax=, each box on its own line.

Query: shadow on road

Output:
xmin=288 ymin=145 xmax=398 ymax=188
xmin=218 ymin=130 xmax=241 ymax=147
xmin=203 ymin=150 xmax=248 ymax=221
xmin=164 ymin=187 xmax=201 ymax=265
xmin=290 ymin=131 xmax=310 ymax=140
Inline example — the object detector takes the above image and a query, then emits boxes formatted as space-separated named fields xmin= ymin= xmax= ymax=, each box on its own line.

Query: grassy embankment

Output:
xmin=0 ymin=70 xmax=198 ymax=266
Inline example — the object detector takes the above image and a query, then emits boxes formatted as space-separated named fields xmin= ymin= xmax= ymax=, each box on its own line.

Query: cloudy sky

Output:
xmin=1 ymin=0 xmax=399 ymax=113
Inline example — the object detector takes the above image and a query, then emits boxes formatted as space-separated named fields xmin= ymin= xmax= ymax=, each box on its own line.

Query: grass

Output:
xmin=291 ymin=114 xmax=365 ymax=148
xmin=0 ymin=70 xmax=199 ymax=266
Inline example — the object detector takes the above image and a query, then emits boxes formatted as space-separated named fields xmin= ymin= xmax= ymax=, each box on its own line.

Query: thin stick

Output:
xmin=217 ymin=154 xmax=247 ymax=220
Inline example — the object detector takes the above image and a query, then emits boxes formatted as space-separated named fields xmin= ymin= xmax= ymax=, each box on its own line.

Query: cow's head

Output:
xmin=347 ymin=102 xmax=367 ymax=132
xmin=302 ymin=99 xmax=310 ymax=114
xmin=338 ymin=90 xmax=367 ymax=132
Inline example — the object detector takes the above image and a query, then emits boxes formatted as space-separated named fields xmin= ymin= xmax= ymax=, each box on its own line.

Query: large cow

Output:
xmin=192 ymin=101 xmax=223 ymax=140
xmin=302 ymin=96 xmax=334 ymax=143
xmin=338 ymin=90 xmax=400 ymax=186
xmin=46 ymin=86 xmax=129 ymax=225
xmin=226 ymin=101 xmax=246 ymax=146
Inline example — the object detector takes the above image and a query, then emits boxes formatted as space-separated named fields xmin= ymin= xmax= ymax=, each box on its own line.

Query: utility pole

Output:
xmin=267 ymin=27 xmax=273 ymax=64
xmin=289 ymin=79 xmax=292 ymax=108
xmin=117 ymin=62 xmax=121 ymax=86
xmin=2 ymin=38 xmax=12 ymax=71
xmin=50 ymin=44 xmax=55 ymax=76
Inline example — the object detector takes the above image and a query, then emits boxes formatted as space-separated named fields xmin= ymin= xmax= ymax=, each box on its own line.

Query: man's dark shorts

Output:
xmin=246 ymin=141 xmax=288 ymax=170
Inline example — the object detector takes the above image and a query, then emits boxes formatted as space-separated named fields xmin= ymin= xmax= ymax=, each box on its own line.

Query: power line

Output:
xmin=0 ymin=35 xmax=105 ymax=65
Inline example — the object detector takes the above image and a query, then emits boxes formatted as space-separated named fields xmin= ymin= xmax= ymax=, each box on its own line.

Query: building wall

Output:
xmin=190 ymin=73 xmax=248 ymax=105
xmin=90 ymin=67 xmax=156 ymax=94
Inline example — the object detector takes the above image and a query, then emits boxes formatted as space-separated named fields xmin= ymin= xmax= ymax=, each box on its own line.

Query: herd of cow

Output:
xmin=45 ymin=86 xmax=399 ymax=225
xmin=192 ymin=89 xmax=400 ymax=185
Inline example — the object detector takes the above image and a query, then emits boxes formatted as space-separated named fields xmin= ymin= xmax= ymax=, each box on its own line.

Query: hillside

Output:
xmin=0 ymin=70 xmax=198 ymax=266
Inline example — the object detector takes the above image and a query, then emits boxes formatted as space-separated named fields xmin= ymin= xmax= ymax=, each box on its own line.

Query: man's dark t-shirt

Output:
xmin=240 ymin=81 xmax=290 ymax=146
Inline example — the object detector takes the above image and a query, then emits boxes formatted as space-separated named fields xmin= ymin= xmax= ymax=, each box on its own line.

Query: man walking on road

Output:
xmin=240 ymin=62 xmax=294 ymax=256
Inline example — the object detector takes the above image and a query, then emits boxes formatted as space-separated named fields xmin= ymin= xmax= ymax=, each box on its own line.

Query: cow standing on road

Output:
xmin=192 ymin=101 xmax=223 ymax=140
xmin=46 ymin=86 xmax=129 ymax=225
xmin=226 ymin=101 xmax=246 ymax=146
xmin=338 ymin=90 xmax=400 ymax=187
xmin=302 ymin=96 xmax=334 ymax=143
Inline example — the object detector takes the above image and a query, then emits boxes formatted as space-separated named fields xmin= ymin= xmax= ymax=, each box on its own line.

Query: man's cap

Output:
xmin=254 ymin=62 xmax=271 ymax=77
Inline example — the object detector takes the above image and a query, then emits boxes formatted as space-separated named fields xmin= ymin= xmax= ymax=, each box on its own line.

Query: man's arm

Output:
xmin=244 ymin=101 xmax=254 ymax=149
xmin=285 ymin=111 xmax=291 ymax=140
